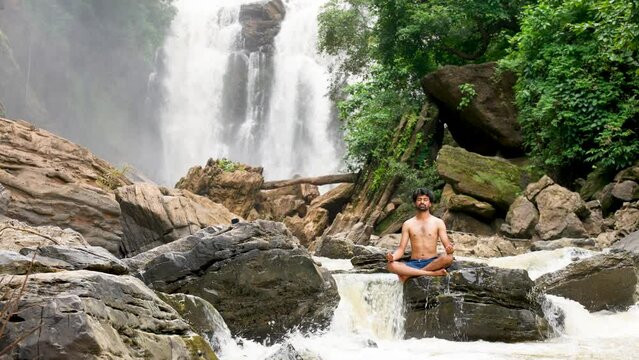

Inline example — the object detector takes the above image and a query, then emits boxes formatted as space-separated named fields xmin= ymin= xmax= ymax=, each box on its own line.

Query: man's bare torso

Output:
xmin=405 ymin=215 xmax=440 ymax=259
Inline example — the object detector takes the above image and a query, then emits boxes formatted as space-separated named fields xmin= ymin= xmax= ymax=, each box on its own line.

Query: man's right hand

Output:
xmin=385 ymin=252 xmax=394 ymax=262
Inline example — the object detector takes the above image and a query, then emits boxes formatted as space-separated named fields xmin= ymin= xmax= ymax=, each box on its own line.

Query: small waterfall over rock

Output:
xmin=158 ymin=0 xmax=341 ymax=185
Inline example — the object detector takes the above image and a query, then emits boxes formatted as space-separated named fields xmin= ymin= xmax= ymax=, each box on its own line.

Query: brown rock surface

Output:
xmin=0 ymin=118 xmax=125 ymax=254
xmin=176 ymin=158 xmax=263 ymax=218
xmin=115 ymin=183 xmax=238 ymax=256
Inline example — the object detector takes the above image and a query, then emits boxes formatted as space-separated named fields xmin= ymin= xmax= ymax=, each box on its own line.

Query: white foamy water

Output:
xmin=159 ymin=0 xmax=341 ymax=184
xmin=217 ymin=250 xmax=639 ymax=360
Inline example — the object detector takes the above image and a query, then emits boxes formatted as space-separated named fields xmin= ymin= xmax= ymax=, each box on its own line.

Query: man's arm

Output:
xmin=386 ymin=221 xmax=410 ymax=262
xmin=438 ymin=219 xmax=454 ymax=254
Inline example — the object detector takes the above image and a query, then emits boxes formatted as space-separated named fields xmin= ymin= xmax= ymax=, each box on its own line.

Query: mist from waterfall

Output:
xmin=159 ymin=0 xmax=341 ymax=185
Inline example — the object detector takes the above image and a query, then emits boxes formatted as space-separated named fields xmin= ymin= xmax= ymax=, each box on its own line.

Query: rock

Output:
xmin=421 ymin=62 xmax=523 ymax=157
xmin=314 ymin=235 xmax=355 ymax=259
xmin=157 ymin=292 xmax=233 ymax=353
xmin=370 ymin=233 xmax=403 ymax=251
xmin=175 ymin=158 xmax=264 ymax=219
xmin=239 ymin=0 xmax=286 ymax=52
xmin=447 ymin=193 xmax=496 ymax=220
xmin=374 ymin=202 xmax=413 ymax=236
xmin=613 ymin=201 xmax=639 ymax=235
xmin=127 ymin=220 xmax=339 ymax=343
xmin=115 ymin=183 xmax=237 ymax=256
xmin=535 ymin=184 xmax=588 ymax=240
xmin=503 ymin=196 xmax=538 ymax=238
xmin=443 ymin=210 xmax=494 ymax=236
xmin=258 ymin=192 xmax=307 ymax=220
xmin=582 ymin=200 xmax=605 ymax=236
xmin=530 ymin=238 xmax=597 ymax=251
xmin=0 ymin=250 xmax=74 ymax=274
xmin=534 ymin=252 xmax=637 ymax=311
xmin=350 ymin=252 xmax=396 ymax=273
xmin=614 ymin=161 xmax=639 ymax=182
xmin=20 ymin=245 xmax=128 ymax=275
xmin=437 ymin=145 xmax=535 ymax=210
xmin=611 ymin=180 xmax=639 ymax=202
xmin=524 ymin=175 xmax=555 ymax=202
xmin=0 ymin=271 xmax=217 ymax=359
xmin=404 ymin=266 xmax=549 ymax=342
xmin=595 ymin=183 xmax=622 ymax=217
xmin=612 ymin=230 xmax=639 ymax=253
xmin=0 ymin=118 xmax=126 ymax=254
xmin=284 ymin=207 xmax=329 ymax=247
xmin=310 ymin=183 xmax=355 ymax=221
xmin=0 ymin=183 xmax=9 ymax=216
xmin=0 ymin=219 xmax=88 ymax=251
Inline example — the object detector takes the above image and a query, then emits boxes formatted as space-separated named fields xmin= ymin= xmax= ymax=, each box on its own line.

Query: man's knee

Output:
xmin=441 ymin=254 xmax=454 ymax=266
xmin=387 ymin=261 xmax=399 ymax=273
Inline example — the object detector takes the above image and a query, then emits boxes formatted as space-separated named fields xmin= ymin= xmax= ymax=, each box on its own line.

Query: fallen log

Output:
xmin=262 ymin=173 xmax=357 ymax=190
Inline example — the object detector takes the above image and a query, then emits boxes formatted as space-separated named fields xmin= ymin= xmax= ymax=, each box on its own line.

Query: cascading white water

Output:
xmin=217 ymin=253 xmax=639 ymax=360
xmin=159 ymin=0 xmax=341 ymax=185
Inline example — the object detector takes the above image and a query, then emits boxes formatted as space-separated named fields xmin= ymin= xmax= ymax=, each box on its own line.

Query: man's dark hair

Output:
xmin=412 ymin=187 xmax=435 ymax=202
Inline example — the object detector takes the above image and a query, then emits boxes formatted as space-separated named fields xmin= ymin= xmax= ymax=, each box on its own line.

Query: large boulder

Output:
xmin=239 ymin=0 xmax=286 ymax=52
xmin=176 ymin=158 xmax=263 ymax=219
xmin=0 ymin=271 xmax=217 ymax=359
xmin=612 ymin=230 xmax=639 ymax=253
xmin=421 ymin=62 xmax=523 ymax=157
xmin=437 ymin=145 xmax=535 ymax=211
xmin=404 ymin=265 xmax=549 ymax=342
xmin=125 ymin=220 xmax=339 ymax=343
xmin=115 ymin=183 xmax=237 ymax=256
xmin=535 ymin=184 xmax=588 ymax=240
xmin=613 ymin=201 xmax=639 ymax=236
xmin=534 ymin=251 xmax=637 ymax=312
xmin=0 ymin=118 xmax=126 ymax=255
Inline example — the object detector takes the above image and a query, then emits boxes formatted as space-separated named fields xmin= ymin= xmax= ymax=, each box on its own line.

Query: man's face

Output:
xmin=414 ymin=195 xmax=431 ymax=211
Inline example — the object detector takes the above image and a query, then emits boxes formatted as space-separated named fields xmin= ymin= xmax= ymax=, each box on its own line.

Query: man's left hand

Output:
xmin=445 ymin=243 xmax=455 ymax=254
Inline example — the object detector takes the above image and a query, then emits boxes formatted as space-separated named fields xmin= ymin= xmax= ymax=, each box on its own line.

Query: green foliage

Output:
xmin=318 ymin=0 xmax=532 ymax=83
xmin=216 ymin=158 xmax=245 ymax=173
xmin=457 ymin=83 xmax=477 ymax=110
xmin=97 ymin=164 xmax=131 ymax=190
xmin=503 ymin=0 xmax=639 ymax=177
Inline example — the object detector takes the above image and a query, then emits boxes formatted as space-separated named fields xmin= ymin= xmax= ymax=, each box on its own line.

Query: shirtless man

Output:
xmin=386 ymin=188 xmax=454 ymax=282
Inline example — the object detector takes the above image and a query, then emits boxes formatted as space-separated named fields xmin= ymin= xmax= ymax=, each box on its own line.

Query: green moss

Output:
xmin=183 ymin=335 xmax=218 ymax=360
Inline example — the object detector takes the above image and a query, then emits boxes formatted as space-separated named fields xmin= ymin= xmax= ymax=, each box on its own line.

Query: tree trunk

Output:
xmin=261 ymin=173 xmax=357 ymax=190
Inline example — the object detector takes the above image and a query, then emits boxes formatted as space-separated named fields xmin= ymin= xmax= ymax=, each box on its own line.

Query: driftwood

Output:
xmin=261 ymin=173 xmax=357 ymax=190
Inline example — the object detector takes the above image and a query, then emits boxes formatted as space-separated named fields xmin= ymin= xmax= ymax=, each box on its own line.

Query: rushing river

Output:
xmin=216 ymin=248 xmax=639 ymax=360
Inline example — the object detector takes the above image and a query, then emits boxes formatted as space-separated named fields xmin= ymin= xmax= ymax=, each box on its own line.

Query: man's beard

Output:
xmin=415 ymin=204 xmax=429 ymax=212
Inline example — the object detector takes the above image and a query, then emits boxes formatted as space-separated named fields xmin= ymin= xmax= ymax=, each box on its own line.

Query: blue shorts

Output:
xmin=404 ymin=256 xmax=438 ymax=269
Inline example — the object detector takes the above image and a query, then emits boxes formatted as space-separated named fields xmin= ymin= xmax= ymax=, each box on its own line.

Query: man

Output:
xmin=386 ymin=187 xmax=454 ymax=282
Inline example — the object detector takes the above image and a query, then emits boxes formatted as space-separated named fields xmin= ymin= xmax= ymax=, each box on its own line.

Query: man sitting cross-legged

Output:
xmin=386 ymin=187 xmax=454 ymax=283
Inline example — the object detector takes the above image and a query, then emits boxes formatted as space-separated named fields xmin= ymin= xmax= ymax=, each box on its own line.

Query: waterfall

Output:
xmin=158 ymin=0 xmax=341 ymax=185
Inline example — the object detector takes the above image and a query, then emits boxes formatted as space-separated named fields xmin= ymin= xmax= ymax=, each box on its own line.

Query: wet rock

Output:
xmin=530 ymin=238 xmax=597 ymax=251
xmin=239 ymin=0 xmax=286 ymax=52
xmin=157 ymin=292 xmax=233 ymax=353
xmin=126 ymin=220 xmax=339 ymax=344
xmin=534 ymin=251 xmax=637 ymax=312
xmin=0 ymin=271 xmax=216 ymax=359
xmin=404 ymin=266 xmax=550 ymax=342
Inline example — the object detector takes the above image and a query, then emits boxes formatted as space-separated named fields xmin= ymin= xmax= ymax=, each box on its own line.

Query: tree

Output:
xmin=503 ymin=0 xmax=639 ymax=181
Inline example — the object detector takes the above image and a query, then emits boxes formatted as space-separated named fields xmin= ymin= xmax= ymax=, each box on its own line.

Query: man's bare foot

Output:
xmin=423 ymin=269 xmax=447 ymax=276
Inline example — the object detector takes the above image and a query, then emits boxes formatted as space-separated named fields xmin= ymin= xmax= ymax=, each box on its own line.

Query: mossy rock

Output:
xmin=580 ymin=166 xmax=615 ymax=201
xmin=436 ymin=145 xmax=538 ymax=211
xmin=375 ymin=202 xmax=414 ymax=235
